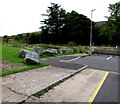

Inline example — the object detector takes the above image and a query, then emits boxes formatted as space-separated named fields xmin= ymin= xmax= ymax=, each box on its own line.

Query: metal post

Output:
xmin=90 ymin=9 xmax=96 ymax=55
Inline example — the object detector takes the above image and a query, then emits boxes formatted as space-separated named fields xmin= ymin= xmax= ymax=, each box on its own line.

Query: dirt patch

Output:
xmin=1 ymin=60 xmax=26 ymax=72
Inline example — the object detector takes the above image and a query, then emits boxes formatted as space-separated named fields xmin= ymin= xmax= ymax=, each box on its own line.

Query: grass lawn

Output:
xmin=1 ymin=45 xmax=85 ymax=77
xmin=1 ymin=45 xmax=49 ymax=77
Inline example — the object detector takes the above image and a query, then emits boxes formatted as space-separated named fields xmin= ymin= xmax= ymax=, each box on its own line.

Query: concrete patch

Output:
xmin=2 ymin=66 xmax=75 ymax=102
xmin=2 ymin=85 xmax=27 ymax=102
xmin=39 ymin=69 xmax=106 ymax=102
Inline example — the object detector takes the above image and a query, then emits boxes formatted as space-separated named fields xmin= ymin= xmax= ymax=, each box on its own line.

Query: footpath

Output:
xmin=2 ymin=54 xmax=107 ymax=103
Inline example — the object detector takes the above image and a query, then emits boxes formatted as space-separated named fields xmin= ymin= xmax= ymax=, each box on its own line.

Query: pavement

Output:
xmin=1 ymin=54 xmax=119 ymax=103
xmin=2 ymin=66 xmax=75 ymax=102
xmin=38 ymin=68 xmax=106 ymax=102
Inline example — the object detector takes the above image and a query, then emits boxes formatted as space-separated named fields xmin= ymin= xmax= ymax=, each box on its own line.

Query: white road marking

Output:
xmin=60 ymin=56 xmax=80 ymax=62
xmin=106 ymin=56 xmax=113 ymax=60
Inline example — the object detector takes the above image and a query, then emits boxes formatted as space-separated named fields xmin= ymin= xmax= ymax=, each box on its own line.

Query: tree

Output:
xmin=62 ymin=11 xmax=91 ymax=45
xmin=41 ymin=3 xmax=92 ymax=45
xmin=3 ymin=35 xmax=9 ymax=43
xmin=100 ymin=1 xmax=120 ymax=45
xmin=14 ymin=34 xmax=23 ymax=41
xmin=23 ymin=32 xmax=40 ymax=44
xmin=41 ymin=3 xmax=67 ymax=44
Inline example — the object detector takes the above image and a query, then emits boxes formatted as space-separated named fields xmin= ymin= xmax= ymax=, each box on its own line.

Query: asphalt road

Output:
xmin=69 ymin=55 xmax=119 ymax=73
xmin=68 ymin=55 xmax=119 ymax=103
xmin=93 ymin=73 xmax=119 ymax=103
xmin=40 ymin=56 xmax=85 ymax=70
xmin=40 ymin=55 xmax=119 ymax=103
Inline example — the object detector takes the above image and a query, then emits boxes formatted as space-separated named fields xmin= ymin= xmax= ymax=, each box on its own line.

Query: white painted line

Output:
xmin=106 ymin=56 xmax=113 ymax=60
xmin=60 ymin=56 xmax=80 ymax=62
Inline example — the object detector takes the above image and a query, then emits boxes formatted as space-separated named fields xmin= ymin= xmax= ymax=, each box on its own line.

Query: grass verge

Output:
xmin=1 ymin=63 xmax=49 ymax=77
xmin=1 ymin=45 xmax=49 ymax=77
xmin=1 ymin=45 xmax=86 ymax=76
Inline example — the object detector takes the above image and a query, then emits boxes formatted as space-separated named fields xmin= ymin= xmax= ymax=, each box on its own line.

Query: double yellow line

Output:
xmin=87 ymin=72 xmax=109 ymax=104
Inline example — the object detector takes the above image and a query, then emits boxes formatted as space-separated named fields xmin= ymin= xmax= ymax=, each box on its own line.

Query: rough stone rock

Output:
xmin=50 ymin=49 xmax=58 ymax=54
xmin=32 ymin=46 xmax=42 ymax=55
xmin=59 ymin=49 xmax=67 ymax=53
xmin=25 ymin=52 xmax=40 ymax=64
xmin=57 ymin=49 xmax=60 ymax=53
xmin=66 ymin=49 xmax=74 ymax=53
xmin=43 ymin=48 xmax=74 ymax=55
xmin=43 ymin=50 xmax=54 ymax=56
xmin=59 ymin=49 xmax=74 ymax=54
xmin=19 ymin=49 xmax=30 ymax=58
xmin=59 ymin=49 xmax=63 ymax=54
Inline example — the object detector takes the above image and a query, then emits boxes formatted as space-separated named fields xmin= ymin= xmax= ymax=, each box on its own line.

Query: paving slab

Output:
xmin=2 ymin=85 xmax=27 ymax=102
xmin=2 ymin=66 xmax=75 ymax=102
xmin=38 ymin=68 xmax=106 ymax=102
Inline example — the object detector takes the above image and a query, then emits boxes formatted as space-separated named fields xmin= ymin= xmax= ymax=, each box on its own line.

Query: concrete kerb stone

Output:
xmin=30 ymin=65 xmax=88 ymax=100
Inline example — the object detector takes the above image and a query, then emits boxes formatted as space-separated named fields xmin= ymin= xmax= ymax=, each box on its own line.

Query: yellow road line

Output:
xmin=87 ymin=72 xmax=109 ymax=104
xmin=92 ymin=69 xmax=120 ymax=75
xmin=109 ymin=71 xmax=120 ymax=74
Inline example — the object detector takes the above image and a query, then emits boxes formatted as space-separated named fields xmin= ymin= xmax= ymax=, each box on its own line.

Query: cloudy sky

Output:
xmin=0 ymin=0 xmax=119 ymax=36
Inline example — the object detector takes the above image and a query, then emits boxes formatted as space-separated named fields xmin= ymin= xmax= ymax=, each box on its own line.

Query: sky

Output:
xmin=0 ymin=0 xmax=119 ymax=36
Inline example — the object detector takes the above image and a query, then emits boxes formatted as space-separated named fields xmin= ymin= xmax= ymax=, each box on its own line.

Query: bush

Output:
xmin=67 ymin=41 xmax=77 ymax=47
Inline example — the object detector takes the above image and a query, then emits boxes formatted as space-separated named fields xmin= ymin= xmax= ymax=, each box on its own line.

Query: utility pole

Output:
xmin=90 ymin=9 xmax=96 ymax=55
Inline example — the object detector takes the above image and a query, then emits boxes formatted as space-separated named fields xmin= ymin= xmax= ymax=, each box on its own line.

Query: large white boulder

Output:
xmin=25 ymin=52 xmax=40 ymax=64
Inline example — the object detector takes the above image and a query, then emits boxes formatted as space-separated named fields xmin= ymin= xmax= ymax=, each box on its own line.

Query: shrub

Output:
xmin=67 ymin=41 xmax=77 ymax=47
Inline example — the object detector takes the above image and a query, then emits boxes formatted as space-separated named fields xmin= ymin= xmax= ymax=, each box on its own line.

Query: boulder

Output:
xmin=59 ymin=49 xmax=74 ymax=53
xmin=50 ymin=49 xmax=58 ymax=54
xmin=43 ymin=50 xmax=54 ymax=56
xmin=66 ymin=49 xmax=74 ymax=53
xmin=19 ymin=49 xmax=30 ymax=58
xmin=32 ymin=46 xmax=42 ymax=55
xmin=43 ymin=48 xmax=74 ymax=55
xmin=25 ymin=52 xmax=40 ymax=64
xmin=59 ymin=49 xmax=67 ymax=53
xmin=59 ymin=49 xmax=63 ymax=54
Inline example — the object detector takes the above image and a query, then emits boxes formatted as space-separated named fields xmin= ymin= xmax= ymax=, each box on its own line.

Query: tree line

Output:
xmin=2 ymin=2 xmax=120 ymax=46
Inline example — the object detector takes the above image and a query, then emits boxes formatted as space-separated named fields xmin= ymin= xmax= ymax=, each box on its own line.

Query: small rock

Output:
xmin=25 ymin=52 xmax=40 ymax=64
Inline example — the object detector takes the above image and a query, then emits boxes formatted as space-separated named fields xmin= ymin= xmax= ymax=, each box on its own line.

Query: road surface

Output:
xmin=40 ymin=55 xmax=120 ymax=103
